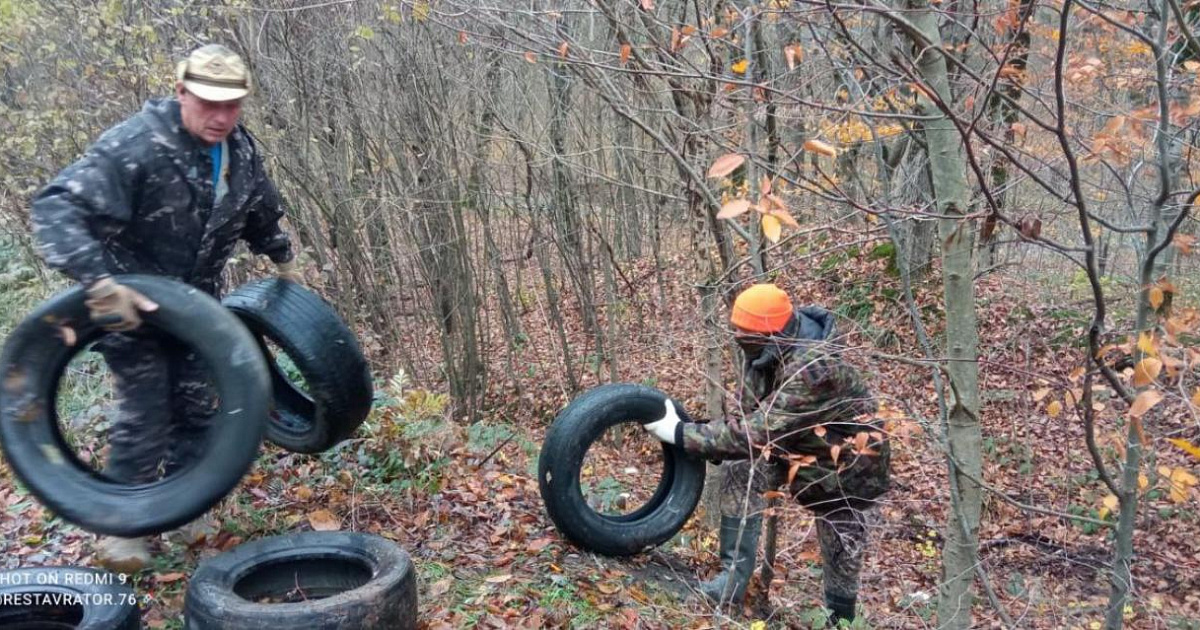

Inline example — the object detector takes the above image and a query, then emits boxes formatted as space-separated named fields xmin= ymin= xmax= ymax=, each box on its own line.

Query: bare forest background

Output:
xmin=2 ymin=0 xmax=1200 ymax=628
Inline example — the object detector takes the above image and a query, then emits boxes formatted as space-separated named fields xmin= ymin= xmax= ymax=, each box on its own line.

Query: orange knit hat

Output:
xmin=730 ymin=283 xmax=793 ymax=333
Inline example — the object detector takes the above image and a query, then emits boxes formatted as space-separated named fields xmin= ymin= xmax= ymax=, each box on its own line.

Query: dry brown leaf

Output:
xmin=762 ymin=214 xmax=782 ymax=243
xmin=771 ymin=210 xmax=800 ymax=229
xmin=1047 ymin=400 xmax=1062 ymax=418
xmin=524 ymin=51 xmax=537 ymax=64
xmin=597 ymin=582 xmax=622 ymax=594
xmin=1150 ymin=287 xmax=1165 ymax=310
xmin=619 ymin=43 xmax=631 ymax=66
xmin=717 ymin=199 xmax=752 ymax=219
xmin=308 ymin=509 xmax=341 ymax=531
xmin=1168 ymin=438 xmax=1200 ymax=461
xmin=1169 ymin=467 xmax=1198 ymax=503
xmin=293 ymin=486 xmax=314 ymax=501
xmin=1137 ymin=332 xmax=1158 ymax=357
xmin=558 ymin=42 xmax=569 ymax=58
xmin=485 ymin=574 xmax=513 ymax=584
xmin=1129 ymin=389 xmax=1163 ymax=418
xmin=157 ymin=572 xmax=185 ymax=583
xmin=803 ymin=139 xmax=837 ymax=157
xmin=707 ymin=153 xmax=745 ymax=178
xmin=430 ymin=578 xmax=453 ymax=597
xmin=527 ymin=537 xmax=554 ymax=552
xmin=1133 ymin=357 xmax=1163 ymax=387
xmin=1173 ymin=233 xmax=1195 ymax=254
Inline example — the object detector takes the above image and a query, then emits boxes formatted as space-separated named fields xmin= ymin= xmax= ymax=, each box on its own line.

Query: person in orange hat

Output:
xmin=642 ymin=283 xmax=890 ymax=624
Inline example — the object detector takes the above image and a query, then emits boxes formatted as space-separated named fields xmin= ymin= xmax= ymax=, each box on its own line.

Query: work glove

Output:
xmin=642 ymin=399 xmax=687 ymax=446
xmin=276 ymin=259 xmax=302 ymax=284
xmin=85 ymin=278 xmax=160 ymax=332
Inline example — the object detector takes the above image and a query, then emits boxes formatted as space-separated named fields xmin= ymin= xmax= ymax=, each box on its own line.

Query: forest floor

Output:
xmin=1 ymin=238 xmax=1199 ymax=629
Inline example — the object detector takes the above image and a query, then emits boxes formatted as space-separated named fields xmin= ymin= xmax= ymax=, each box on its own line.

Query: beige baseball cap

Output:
xmin=175 ymin=44 xmax=251 ymax=102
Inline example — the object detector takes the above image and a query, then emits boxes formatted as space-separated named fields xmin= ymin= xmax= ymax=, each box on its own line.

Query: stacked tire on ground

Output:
xmin=183 ymin=531 xmax=417 ymax=630
xmin=0 ymin=566 xmax=142 ymax=629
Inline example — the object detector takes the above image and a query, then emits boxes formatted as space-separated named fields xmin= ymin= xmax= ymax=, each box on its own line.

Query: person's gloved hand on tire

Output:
xmin=276 ymin=259 xmax=302 ymax=284
xmin=85 ymin=278 xmax=160 ymax=332
xmin=642 ymin=400 xmax=687 ymax=446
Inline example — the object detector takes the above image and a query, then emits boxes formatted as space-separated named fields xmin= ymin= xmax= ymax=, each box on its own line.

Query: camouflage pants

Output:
xmin=717 ymin=459 xmax=877 ymax=603
xmin=94 ymin=332 xmax=218 ymax=484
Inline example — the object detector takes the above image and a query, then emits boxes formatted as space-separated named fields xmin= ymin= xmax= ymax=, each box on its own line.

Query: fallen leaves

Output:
xmin=307 ymin=509 xmax=341 ymax=531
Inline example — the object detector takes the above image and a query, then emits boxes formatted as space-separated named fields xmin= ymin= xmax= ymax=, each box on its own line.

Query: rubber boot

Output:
xmin=699 ymin=515 xmax=762 ymax=607
xmin=826 ymin=591 xmax=857 ymax=627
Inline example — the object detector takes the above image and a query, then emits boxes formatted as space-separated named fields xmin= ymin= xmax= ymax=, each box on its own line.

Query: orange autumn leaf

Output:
xmin=803 ymin=139 xmax=838 ymax=158
xmin=762 ymin=214 xmax=782 ymax=243
xmin=1133 ymin=358 xmax=1163 ymax=387
xmin=771 ymin=210 xmax=800 ymax=229
xmin=1173 ymin=233 xmax=1196 ymax=254
xmin=717 ymin=199 xmax=753 ymax=219
xmin=1168 ymin=437 xmax=1200 ymax=461
xmin=619 ymin=43 xmax=631 ymax=65
xmin=1129 ymin=389 xmax=1163 ymax=418
xmin=524 ymin=51 xmax=537 ymax=64
xmin=308 ymin=509 xmax=341 ymax=531
xmin=1150 ymin=287 xmax=1165 ymax=310
xmin=708 ymin=153 xmax=745 ymax=178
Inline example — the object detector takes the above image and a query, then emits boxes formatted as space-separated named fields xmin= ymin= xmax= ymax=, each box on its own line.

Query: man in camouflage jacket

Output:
xmin=30 ymin=44 xmax=299 ymax=573
xmin=643 ymin=283 xmax=889 ymax=625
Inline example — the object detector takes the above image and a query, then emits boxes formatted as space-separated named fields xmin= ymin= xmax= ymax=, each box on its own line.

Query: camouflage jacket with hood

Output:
xmin=680 ymin=306 xmax=890 ymax=504
xmin=31 ymin=97 xmax=293 ymax=296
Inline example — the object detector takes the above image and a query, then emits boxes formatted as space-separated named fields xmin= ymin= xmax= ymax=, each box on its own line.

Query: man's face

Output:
xmin=177 ymin=84 xmax=242 ymax=145
xmin=734 ymin=326 xmax=771 ymax=360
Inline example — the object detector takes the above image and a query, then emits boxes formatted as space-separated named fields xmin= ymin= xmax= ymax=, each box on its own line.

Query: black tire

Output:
xmin=0 ymin=274 xmax=271 ymax=537
xmin=222 ymin=279 xmax=373 ymax=454
xmin=537 ymin=383 xmax=705 ymax=557
xmin=183 ymin=531 xmax=417 ymax=629
xmin=0 ymin=566 xmax=142 ymax=629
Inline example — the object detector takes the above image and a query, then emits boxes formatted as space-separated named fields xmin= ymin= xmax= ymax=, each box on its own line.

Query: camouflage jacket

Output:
xmin=31 ymin=97 xmax=293 ymax=295
xmin=681 ymin=307 xmax=889 ymax=503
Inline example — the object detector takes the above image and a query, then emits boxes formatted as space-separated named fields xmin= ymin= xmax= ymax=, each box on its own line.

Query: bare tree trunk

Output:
xmin=902 ymin=1 xmax=984 ymax=627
